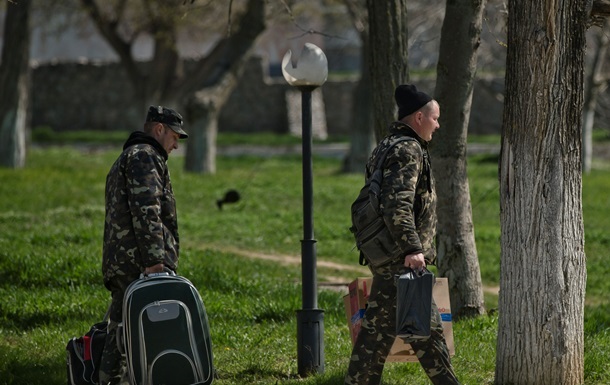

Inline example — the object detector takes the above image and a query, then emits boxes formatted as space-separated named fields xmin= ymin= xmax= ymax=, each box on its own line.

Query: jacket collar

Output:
xmin=123 ymin=131 xmax=168 ymax=160
xmin=388 ymin=121 xmax=428 ymax=148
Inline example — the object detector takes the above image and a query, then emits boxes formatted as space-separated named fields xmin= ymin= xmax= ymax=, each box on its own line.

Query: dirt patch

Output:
xmin=203 ymin=245 xmax=367 ymax=293
xmin=215 ymin=245 xmax=368 ymax=275
xmin=201 ymin=244 xmax=500 ymax=295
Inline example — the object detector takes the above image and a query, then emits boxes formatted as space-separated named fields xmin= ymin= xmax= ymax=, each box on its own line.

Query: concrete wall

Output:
xmin=31 ymin=57 xmax=505 ymax=136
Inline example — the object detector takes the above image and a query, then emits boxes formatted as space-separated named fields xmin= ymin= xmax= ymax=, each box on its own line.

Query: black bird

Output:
xmin=217 ymin=189 xmax=241 ymax=210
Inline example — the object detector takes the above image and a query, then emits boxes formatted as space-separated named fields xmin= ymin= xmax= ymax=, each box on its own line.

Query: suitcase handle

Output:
xmin=141 ymin=268 xmax=176 ymax=279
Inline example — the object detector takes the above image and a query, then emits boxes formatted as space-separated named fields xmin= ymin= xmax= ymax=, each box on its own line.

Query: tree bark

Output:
xmin=0 ymin=0 xmax=30 ymax=169
xmin=431 ymin=0 xmax=486 ymax=319
xmin=342 ymin=0 xmax=375 ymax=173
xmin=496 ymin=1 xmax=587 ymax=384
xmin=366 ymin=0 xmax=409 ymax=141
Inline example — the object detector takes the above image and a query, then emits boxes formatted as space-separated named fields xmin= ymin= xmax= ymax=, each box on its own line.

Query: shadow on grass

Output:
xmin=309 ymin=372 xmax=347 ymax=385
xmin=0 ymin=353 xmax=66 ymax=385
xmin=216 ymin=366 xmax=298 ymax=383
xmin=216 ymin=366 xmax=346 ymax=385
xmin=0 ymin=304 xmax=106 ymax=331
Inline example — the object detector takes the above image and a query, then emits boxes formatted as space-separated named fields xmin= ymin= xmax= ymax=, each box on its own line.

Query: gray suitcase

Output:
xmin=122 ymin=272 xmax=214 ymax=385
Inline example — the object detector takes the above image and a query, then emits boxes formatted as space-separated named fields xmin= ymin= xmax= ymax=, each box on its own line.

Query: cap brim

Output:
xmin=168 ymin=125 xmax=188 ymax=139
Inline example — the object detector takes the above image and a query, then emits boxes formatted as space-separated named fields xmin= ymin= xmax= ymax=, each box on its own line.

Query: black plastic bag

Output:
xmin=395 ymin=268 xmax=434 ymax=339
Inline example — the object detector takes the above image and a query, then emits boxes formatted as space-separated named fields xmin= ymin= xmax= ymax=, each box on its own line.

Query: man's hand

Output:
xmin=404 ymin=252 xmax=426 ymax=270
xmin=144 ymin=263 xmax=165 ymax=275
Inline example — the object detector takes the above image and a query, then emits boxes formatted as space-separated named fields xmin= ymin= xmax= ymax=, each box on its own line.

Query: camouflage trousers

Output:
xmin=344 ymin=263 xmax=460 ymax=385
xmin=98 ymin=277 xmax=133 ymax=385
xmin=98 ymin=319 xmax=129 ymax=385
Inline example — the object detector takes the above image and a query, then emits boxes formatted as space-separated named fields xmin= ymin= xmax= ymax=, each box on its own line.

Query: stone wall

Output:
xmin=31 ymin=57 xmax=505 ymax=136
xmin=32 ymin=61 xmax=140 ymax=132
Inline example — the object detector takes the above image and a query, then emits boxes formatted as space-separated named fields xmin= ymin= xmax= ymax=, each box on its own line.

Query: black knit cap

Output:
xmin=395 ymin=84 xmax=432 ymax=120
xmin=146 ymin=105 xmax=188 ymax=139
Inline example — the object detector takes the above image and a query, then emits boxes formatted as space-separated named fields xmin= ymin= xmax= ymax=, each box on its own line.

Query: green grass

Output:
xmin=0 ymin=143 xmax=609 ymax=384
xmin=592 ymin=127 xmax=610 ymax=142
xmin=31 ymin=126 xmax=127 ymax=145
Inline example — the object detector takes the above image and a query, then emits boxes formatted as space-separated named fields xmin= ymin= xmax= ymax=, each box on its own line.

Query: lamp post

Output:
xmin=281 ymin=43 xmax=328 ymax=377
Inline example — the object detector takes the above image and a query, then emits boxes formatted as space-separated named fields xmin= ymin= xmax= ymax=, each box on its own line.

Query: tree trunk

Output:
xmin=0 ymin=0 xmax=31 ymax=169
xmin=366 ymin=0 xmax=409 ymax=141
xmin=182 ymin=0 xmax=266 ymax=174
xmin=582 ymin=22 xmax=609 ymax=174
xmin=185 ymin=94 xmax=218 ymax=174
xmin=342 ymin=0 xmax=375 ymax=173
xmin=343 ymin=67 xmax=376 ymax=173
xmin=496 ymin=1 xmax=587 ymax=384
xmin=431 ymin=0 xmax=487 ymax=319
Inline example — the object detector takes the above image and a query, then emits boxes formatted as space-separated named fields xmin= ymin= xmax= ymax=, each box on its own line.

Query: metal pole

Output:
xmin=301 ymin=88 xmax=316 ymax=310
xmin=296 ymin=86 xmax=325 ymax=376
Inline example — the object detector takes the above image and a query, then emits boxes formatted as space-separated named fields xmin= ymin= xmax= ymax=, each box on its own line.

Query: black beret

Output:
xmin=146 ymin=105 xmax=188 ymax=139
xmin=395 ymin=84 xmax=432 ymax=120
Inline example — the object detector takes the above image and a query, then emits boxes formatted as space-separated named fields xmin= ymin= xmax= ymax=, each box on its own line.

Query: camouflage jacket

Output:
xmin=102 ymin=131 xmax=179 ymax=288
xmin=365 ymin=121 xmax=437 ymax=264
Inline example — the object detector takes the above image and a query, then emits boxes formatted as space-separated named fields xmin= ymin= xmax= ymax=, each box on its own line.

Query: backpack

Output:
xmin=349 ymin=136 xmax=417 ymax=267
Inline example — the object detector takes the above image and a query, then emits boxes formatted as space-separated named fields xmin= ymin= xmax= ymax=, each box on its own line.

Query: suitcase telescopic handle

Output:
xmin=141 ymin=267 xmax=176 ymax=279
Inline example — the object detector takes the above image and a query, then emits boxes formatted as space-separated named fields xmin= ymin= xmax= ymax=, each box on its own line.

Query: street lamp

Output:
xmin=281 ymin=43 xmax=328 ymax=377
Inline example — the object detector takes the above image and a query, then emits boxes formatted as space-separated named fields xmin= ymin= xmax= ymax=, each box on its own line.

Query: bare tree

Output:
xmin=366 ymin=0 xmax=408 ymax=140
xmin=182 ymin=0 xmax=266 ymax=173
xmin=79 ymin=0 xmax=266 ymax=174
xmin=495 ymin=1 xmax=589 ymax=383
xmin=583 ymin=21 xmax=610 ymax=173
xmin=0 ymin=0 xmax=31 ymax=169
xmin=431 ymin=0 xmax=487 ymax=318
xmin=341 ymin=0 xmax=375 ymax=173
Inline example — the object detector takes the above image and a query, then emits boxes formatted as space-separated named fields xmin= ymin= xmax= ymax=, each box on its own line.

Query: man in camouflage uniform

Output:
xmin=345 ymin=85 xmax=460 ymax=385
xmin=99 ymin=106 xmax=188 ymax=385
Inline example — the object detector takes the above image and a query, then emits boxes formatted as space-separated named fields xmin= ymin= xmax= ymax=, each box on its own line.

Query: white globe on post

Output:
xmin=281 ymin=43 xmax=328 ymax=378
xmin=281 ymin=43 xmax=328 ymax=87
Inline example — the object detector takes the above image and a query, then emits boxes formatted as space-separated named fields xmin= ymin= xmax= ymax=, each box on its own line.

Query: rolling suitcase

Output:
xmin=122 ymin=272 xmax=214 ymax=385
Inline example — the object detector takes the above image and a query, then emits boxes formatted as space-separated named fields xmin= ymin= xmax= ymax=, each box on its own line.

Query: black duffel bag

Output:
xmin=66 ymin=318 xmax=108 ymax=385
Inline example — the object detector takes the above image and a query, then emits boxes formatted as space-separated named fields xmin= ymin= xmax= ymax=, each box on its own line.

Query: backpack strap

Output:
xmin=357 ymin=136 xmax=428 ymax=267
xmin=359 ymin=250 xmax=367 ymax=266
xmin=370 ymin=136 xmax=417 ymax=177
xmin=372 ymin=134 xmax=431 ymax=192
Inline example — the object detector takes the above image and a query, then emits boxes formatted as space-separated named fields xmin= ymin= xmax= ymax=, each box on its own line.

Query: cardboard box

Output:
xmin=343 ymin=276 xmax=455 ymax=363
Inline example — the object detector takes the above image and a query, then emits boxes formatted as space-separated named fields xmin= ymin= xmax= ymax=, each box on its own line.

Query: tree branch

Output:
xmin=343 ymin=0 xmax=367 ymax=33
xmin=592 ymin=0 xmax=610 ymax=16
xmin=173 ymin=0 xmax=266 ymax=101
xmin=79 ymin=0 xmax=140 ymax=85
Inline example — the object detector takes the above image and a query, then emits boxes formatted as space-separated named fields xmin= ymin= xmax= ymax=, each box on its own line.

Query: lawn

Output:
xmin=0 ymin=137 xmax=608 ymax=384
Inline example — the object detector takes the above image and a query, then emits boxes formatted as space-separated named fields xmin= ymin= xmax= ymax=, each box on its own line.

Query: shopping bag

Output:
xmin=343 ymin=276 xmax=454 ymax=362
xmin=395 ymin=268 xmax=434 ymax=339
